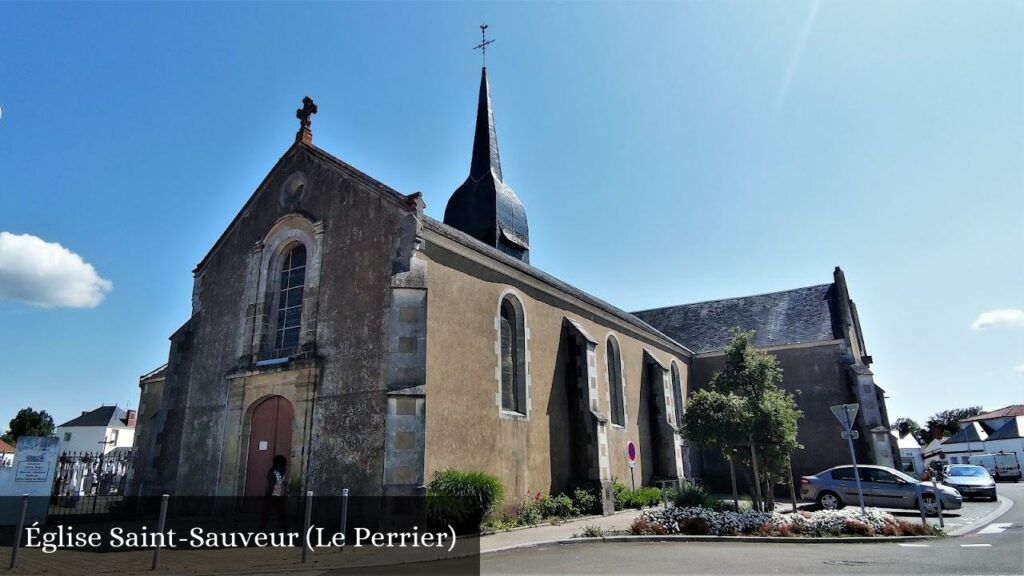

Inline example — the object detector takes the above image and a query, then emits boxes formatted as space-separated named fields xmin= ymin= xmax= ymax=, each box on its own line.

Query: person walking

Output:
xmin=259 ymin=455 xmax=290 ymax=532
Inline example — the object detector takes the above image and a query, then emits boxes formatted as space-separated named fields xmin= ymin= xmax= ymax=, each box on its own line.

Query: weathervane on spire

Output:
xmin=474 ymin=23 xmax=494 ymax=67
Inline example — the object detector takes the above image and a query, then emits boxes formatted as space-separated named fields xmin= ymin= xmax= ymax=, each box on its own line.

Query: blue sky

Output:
xmin=0 ymin=1 xmax=1020 ymax=430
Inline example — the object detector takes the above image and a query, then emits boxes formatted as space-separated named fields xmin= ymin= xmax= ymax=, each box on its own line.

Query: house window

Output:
xmin=63 ymin=432 xmax=72 ymax=442
xmin=499 ymin=296 xmax=527 ymax=415
xmin=671 ymin=362 xmax=684 ymax=428
xmin=607 ymin=336 xmax=625 ymax=426
xmin=271 ymin=244 xmax=306 ymax=357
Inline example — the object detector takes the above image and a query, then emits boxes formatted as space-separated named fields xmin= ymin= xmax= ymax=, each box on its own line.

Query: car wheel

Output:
xmin=921 ymin=494 xmax=939 ymax=516
xmin=817 ymin=491 xmax=843 ymax=510
xmin=990 ymin=494 xmax=998 ymax=502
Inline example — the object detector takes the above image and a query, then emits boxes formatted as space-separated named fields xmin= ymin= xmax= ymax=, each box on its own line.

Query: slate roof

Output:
xmin=942 ymin=422 xmax=987 ymax=445
xmin=58 ymin=406 xmax=131 ymax=429
xmin=961 ymin=405 xmax=1024 ymax=423
xmin=632 ymin=284 xmax=841 ymax=354
xmin=0 ymin=439 xmax=14 ymax=453
xmin=986 ymin=416 xmax=1024 ymax=441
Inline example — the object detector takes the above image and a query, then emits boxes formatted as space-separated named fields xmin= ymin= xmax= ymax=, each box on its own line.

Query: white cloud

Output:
xmin=1015 ymin=363 xmax=1024 ymax=375
xmin=970 ymin=309 xmax=1024 ymax=330
xmin=0 ymin=232 xmax=112 ymax=308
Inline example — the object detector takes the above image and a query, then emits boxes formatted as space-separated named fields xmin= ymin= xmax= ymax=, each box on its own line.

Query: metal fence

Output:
xmin=49 ymin=449 xmax=136 ymax=517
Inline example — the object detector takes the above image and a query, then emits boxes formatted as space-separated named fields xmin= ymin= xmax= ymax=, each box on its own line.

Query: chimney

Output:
xmin=930 ymin=423 xmax=944 ymax=441
xmin=126 ymin=410 xmax=137 ymax=428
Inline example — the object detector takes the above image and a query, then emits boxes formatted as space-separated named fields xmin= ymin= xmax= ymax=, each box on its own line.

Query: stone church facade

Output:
xmin=133 ymin=66 xmax=894 ymax=510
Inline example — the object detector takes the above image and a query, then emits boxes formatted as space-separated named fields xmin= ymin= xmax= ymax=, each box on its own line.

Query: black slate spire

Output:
xmin=444 ymin=67 xmax=530 ymax=263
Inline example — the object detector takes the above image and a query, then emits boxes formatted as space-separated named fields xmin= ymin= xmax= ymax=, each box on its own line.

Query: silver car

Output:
xmin=943 ymin=465 xmax=998 ymax=501
xmin=801 ymin=464 xmax=962 ymax=515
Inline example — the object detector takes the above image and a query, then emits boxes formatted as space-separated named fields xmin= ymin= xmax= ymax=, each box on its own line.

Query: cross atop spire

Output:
xmin=473 ymin=23 xmax=495 ymax=67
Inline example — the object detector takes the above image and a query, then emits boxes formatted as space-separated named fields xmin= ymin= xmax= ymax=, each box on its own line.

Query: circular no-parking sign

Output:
xmin=626 ymin=441 xmax=636 ymax=463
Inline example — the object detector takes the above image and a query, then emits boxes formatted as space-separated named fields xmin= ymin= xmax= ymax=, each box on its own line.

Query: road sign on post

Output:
xmin=626 ymin=441 xmax=637 ymax=490
xmin=830 ymin=403 xmax=866 ymax=515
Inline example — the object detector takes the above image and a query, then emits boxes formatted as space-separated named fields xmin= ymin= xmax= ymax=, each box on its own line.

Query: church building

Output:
xmin=133 ymin=58 xmax=894 ymax=512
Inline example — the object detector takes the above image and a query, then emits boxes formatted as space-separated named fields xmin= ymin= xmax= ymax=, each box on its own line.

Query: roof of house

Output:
xmin=986 ymin=416 xmax=1023 ymax=441
xmin=892 ymin=432 xmax=922 ymax=450
xmin=961 ymin=405 xmax=1024 ymax=423
xmin=0 ymin=439 xmax=14 ymax=453
xmin=58 ymin=406 xmax=132 ymax=429
xmin=632 ymin=284 xmax=841 ymax=354
xmin=942 ymin=422 xmax=987 ymax=445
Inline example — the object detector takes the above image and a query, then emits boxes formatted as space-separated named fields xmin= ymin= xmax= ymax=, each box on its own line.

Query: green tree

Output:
xmin=3 ymin=407 xmax=56 ymax=444
xmin=926 ymin=407 xmax=983 ymax=436
xmin=682 ymin=330 xmax=802 ymax=511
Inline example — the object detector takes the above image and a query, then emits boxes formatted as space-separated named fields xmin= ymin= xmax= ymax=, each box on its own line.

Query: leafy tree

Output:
xmin=926 ymin=407 xmax=983 ymax=436
xmin=3 ymin=407 xmax=56 ymax=444
xmin=682 ymin=330 xmax=802 ymax=511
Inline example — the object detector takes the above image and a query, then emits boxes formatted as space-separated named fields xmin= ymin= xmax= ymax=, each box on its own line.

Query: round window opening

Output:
xmin=280 ymin=172 xmax=308 ymax=209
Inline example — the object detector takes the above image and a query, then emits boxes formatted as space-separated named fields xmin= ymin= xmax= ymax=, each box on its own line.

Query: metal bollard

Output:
xmin=151 ymin=494 xmax=169 ymax=571
xmin=9 ymin=494 xmax=29 ymax=570
xmin=339 ymin=489 xmax=349 ymax=553
xmin=301 ymin=491 xmax=313 ymax=563
xmin=915 ymin=483 xmax=927 ymax=526
xmin=931 ymin=478 xmax=944 ymax=528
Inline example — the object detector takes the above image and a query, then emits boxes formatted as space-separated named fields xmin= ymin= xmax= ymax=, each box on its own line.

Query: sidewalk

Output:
xmin=479 ymin=509 xmax=640 ymax=553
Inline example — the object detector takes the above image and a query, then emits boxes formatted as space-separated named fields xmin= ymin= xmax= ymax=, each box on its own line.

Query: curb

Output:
xmin=484 ymin=534 xmax=935 ymax=552
xmin=946 ymin=493 xmax=1014 ymax=537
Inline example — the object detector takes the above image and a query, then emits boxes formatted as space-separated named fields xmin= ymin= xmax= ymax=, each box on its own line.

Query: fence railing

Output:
xmin=49 ymin=449 xmax=136 ymax=517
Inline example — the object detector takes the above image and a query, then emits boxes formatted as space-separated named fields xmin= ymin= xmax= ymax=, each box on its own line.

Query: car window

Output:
xmin=869 ymin=469 xmax=900 ymax=483
xmin=832 ymin=468 xmax=856 ymax=481
xmin=949 ymin=466 xmax=988 ymax=477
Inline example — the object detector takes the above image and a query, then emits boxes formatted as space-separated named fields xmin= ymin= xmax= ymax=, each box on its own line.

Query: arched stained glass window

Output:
xmin=272 ymin=244 xmax=306 ymax=356
xmin=500 ymin=296 xmax=526 ymax=415
xmin=607 ymin=337 xmax=625 ymax=426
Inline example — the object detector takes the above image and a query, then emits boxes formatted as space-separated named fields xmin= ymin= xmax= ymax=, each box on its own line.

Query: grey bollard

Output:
xmin=152 ymin=494 xmax=169 ymax=570
xmin=9 ymin=494 xmax=29 ymax=569
xmin=301 ymin=491 xmax=313 ymax=563
xmin=340 ymin=489 xmax=349 ymax=552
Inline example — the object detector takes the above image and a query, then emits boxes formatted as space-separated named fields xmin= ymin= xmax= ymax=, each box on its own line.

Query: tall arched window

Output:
xmin=499 ymin=296 xmax=526 ymax=415
xmin=272 ymin=243 xmax=306 ymax=357
xmin=671 ymin=362 xmax=684 ymax=428
xmin=607 ymin=336 xmax=625 ymax=426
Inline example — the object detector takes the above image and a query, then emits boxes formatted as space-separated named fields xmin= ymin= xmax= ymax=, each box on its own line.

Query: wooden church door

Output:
xmin=244 ymin=396 xmax=294 ymax=498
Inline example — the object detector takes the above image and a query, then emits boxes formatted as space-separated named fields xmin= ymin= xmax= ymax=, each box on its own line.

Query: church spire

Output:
xmin=469 ymin=67 xmax=503 ymax=182
xmin=443 ymin=25 xmax=530 ymax=263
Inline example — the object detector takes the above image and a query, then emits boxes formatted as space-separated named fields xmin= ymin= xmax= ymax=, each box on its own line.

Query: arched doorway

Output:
xmin=244 ymin=396 xmax=294 ymax=498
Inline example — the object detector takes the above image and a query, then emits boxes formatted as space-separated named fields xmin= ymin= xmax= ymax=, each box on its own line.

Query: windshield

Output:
xmin=948 ymin=466 xmax=988 ymax=477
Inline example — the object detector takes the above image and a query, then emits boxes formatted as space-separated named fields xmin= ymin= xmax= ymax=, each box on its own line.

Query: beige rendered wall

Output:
xmin=421 ymin=248 xmax=688 ymax=500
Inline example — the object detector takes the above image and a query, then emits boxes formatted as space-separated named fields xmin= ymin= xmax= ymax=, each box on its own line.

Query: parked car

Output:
xmin=801 ymin=464 xmax=962 ymax=515
xmin=942 ymin=465 xmax=998 ymax=501
xmin=968 ymin=453 xmax=1022 ymax=482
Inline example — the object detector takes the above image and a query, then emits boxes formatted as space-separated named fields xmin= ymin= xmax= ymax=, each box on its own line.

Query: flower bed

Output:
xmin=632 ymin=507 xmax=937 ymax=537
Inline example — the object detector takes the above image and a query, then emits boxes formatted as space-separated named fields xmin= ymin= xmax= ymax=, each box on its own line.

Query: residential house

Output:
xmin=56 ymin=406 xmax=137 ymax=454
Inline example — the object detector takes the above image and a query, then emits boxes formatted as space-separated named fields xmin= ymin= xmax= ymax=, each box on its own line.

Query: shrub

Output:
xmin=572 ymin=487 xmax=599 ymax=515
xmin=842 ymin=519 xmax=875 ymax=536
xmin=896 ymin=520 xmax=928 ymax=536
xmin=626 ymin=487 xmax=663 ymax=509
xmin=630 ymin=516 xmax=669 ymax=535
xmin=672 ymin=483 xmax=727 ymax=511
xmin=427 ymin=469 xmax=504 ymax=534
xmin=579 ymin=524 xmax=605 ymax=538
xmin=540 ymin=493 xmax=579 ymax=518
xmin=612 ymin=479 xmax=629 ymax=511
xmin=678 ymin=517 xmax=712 ymax=535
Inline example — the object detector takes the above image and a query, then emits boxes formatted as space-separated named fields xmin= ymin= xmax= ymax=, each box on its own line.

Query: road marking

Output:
xmin=977 ymin=522 xmax=1013 ymax=535
xmin=960 ymin=544 xmax=992 ymax=548
xmin=897 ymin=544 xmax=929 ymax=547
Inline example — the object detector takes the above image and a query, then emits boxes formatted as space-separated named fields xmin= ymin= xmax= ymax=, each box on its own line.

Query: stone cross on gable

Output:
xmin=296 ymin=96 xmax=318 ymax=143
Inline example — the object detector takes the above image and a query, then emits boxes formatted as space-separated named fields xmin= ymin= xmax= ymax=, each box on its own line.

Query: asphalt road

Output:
xmin=476 ymin=481 xmax=1023 ymax=575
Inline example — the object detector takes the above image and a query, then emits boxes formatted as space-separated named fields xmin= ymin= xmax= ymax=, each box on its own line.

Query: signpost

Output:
xmin=830 ymin=403 xmax=866 ymax=514
xmin=626 ymin=441 xmax=637 ymax=491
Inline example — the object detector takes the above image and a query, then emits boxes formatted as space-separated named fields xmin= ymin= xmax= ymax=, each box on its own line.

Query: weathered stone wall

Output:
xmin=690 ymin=342 xmax=871 ymax=493
xmin=419 ymin=235 xmax=689 ymax=501
xmin=139 ymin=143 xmax=417 ymax=497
